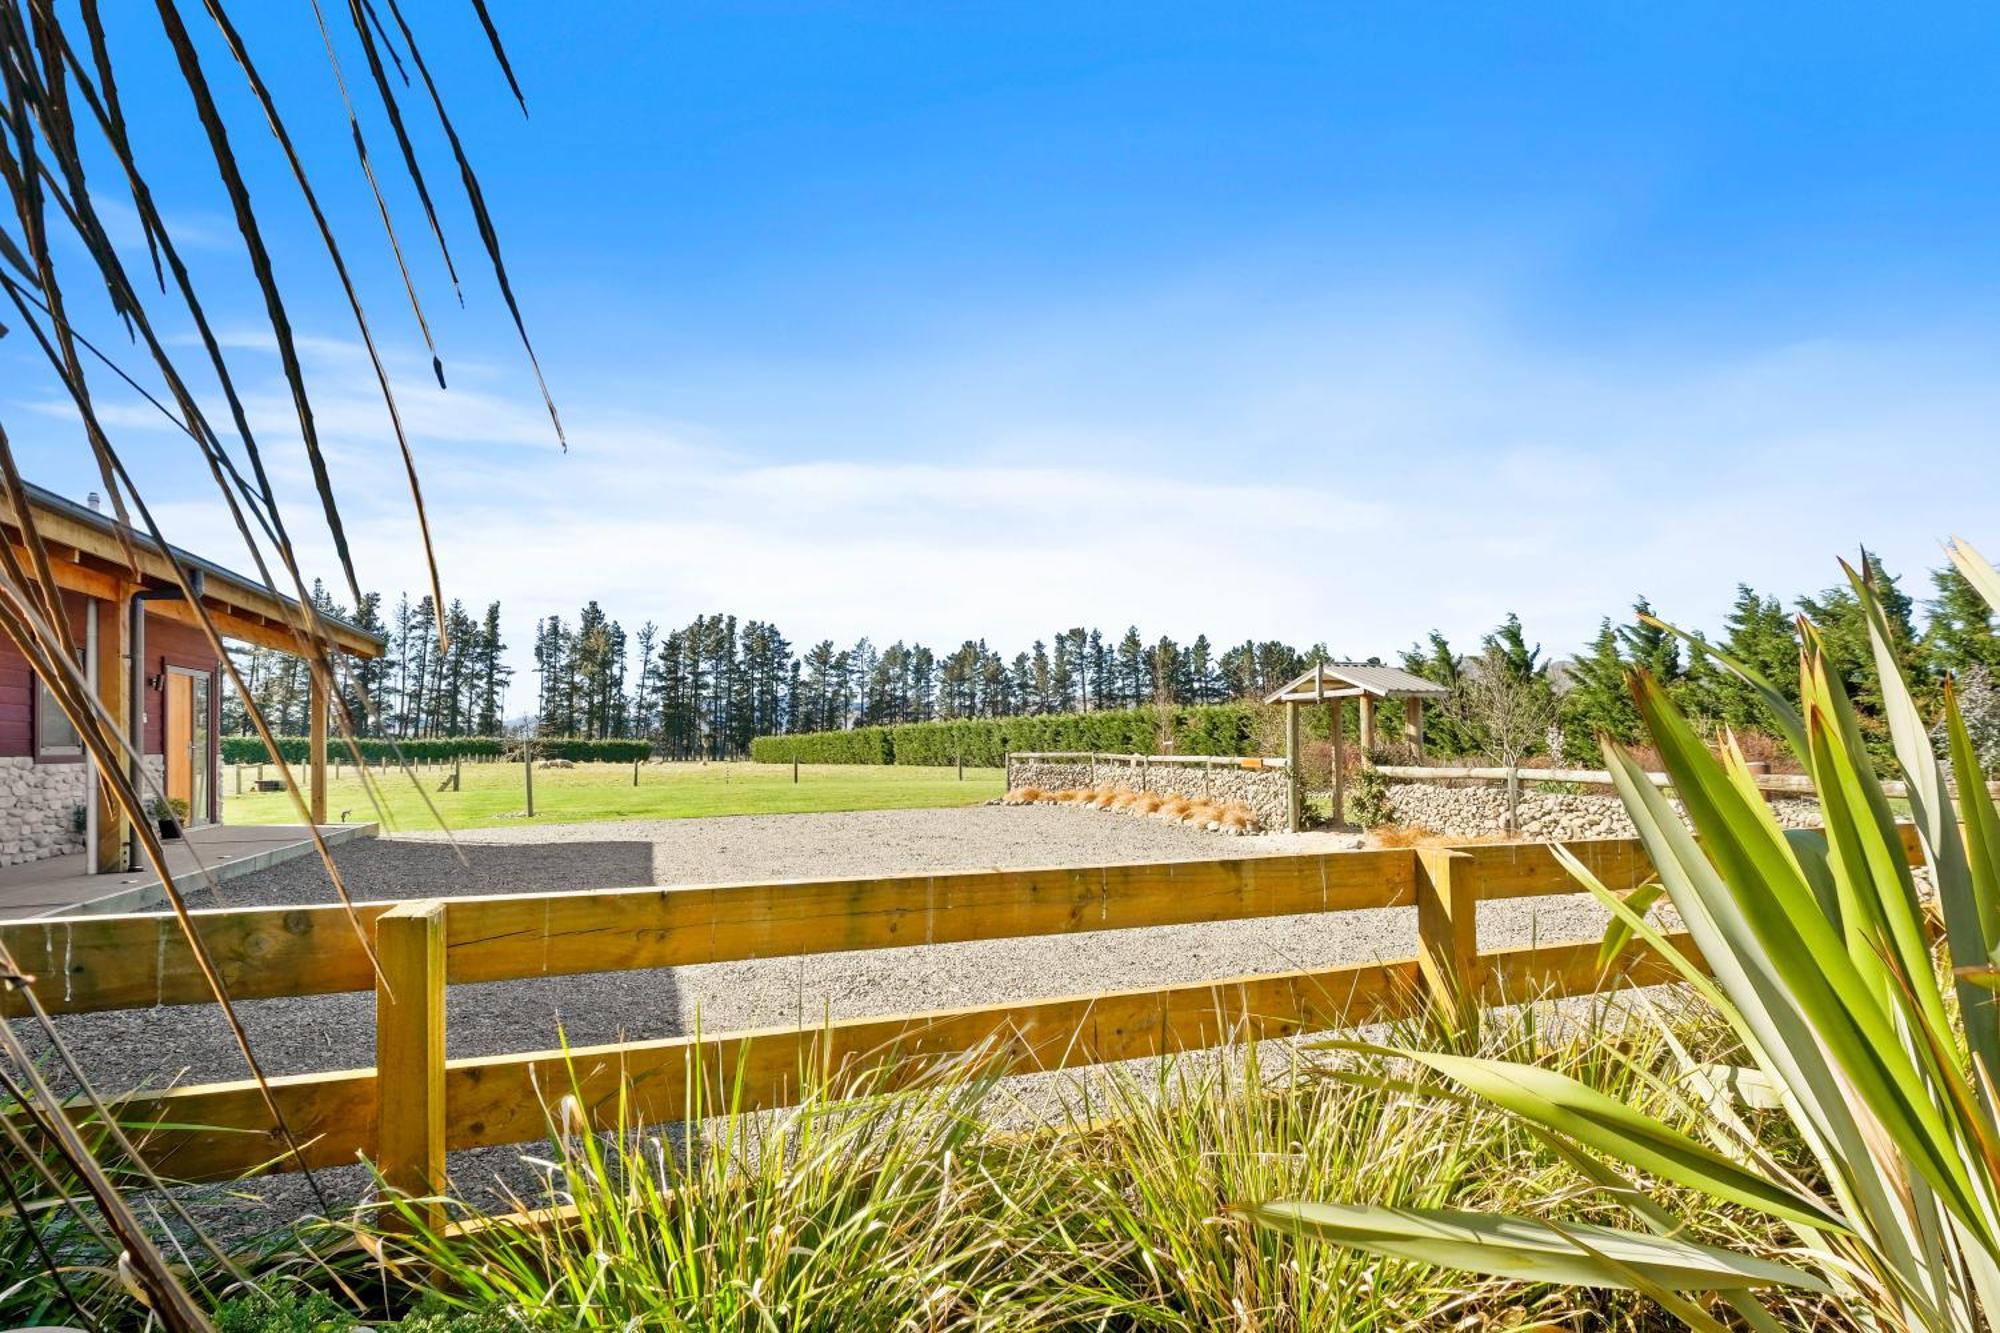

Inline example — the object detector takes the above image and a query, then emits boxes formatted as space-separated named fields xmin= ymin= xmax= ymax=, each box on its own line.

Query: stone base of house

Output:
xmin=0 ymin=755 xmax=167 ymax=867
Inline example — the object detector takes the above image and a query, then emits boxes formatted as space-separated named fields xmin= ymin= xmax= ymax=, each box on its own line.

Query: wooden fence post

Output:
xmin=375 ymin=899 xmax=446 ymax=1233
xmin=524 ymin=750 xmax=535 ymax=818
xmin=1414 ymin=847 xmax=1479 ymax=1044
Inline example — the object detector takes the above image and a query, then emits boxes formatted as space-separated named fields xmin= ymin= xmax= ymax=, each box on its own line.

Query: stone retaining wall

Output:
xmin=1007 ymin=754 xmax=1292 ymax=831
xmin=1385 ymin=779 xmax=1821 ymax=841
xmin=0 ymin=755 xmax=167 ymax=867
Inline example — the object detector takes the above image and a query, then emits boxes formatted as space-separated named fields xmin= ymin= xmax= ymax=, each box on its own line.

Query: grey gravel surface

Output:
xmin=35 ymin=805 xmax=1615 ymax=1225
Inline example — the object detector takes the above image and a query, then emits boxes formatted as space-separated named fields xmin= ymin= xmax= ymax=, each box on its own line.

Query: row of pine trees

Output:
xmin=225 ymin=551 xmax=2000 ymax=761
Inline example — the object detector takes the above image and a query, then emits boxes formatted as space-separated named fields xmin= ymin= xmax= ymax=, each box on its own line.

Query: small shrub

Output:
xmin=1344 ymin=766 xmax=1395 ymax=828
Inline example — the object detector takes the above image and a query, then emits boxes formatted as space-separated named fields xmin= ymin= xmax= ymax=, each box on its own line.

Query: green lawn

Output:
xmin=221 ymin=760 xmax=1005 ymax=832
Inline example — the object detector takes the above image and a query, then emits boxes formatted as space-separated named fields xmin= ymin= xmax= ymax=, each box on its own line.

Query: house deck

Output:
xmin=0 ymin=822 xmax=377 ymax=920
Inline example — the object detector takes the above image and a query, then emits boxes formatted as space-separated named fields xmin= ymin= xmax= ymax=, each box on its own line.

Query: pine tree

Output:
xmin=1926 ymin=566 xmax=2000 ymax=677
xmin=1704 ymin=585 xmax=1799 ymax=730
xmin=475 ymin=602 xmax=511 ymax=735
xmin=1799 ymin=549 xmax=1920 ymax=720
xmin=1561 ymin=620 xmax=1638 ymax=755
xmin=1616 ymin=597 xmax=1682 ymax=684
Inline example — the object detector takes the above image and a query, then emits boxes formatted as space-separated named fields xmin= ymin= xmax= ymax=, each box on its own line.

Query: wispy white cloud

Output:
xmin=13 ymin=275 xmax=2000 ymax=681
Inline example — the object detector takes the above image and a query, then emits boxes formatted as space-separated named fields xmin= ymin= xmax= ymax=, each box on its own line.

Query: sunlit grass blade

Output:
xmin=1242 ymin=1202 xmax=1827 ymax=1294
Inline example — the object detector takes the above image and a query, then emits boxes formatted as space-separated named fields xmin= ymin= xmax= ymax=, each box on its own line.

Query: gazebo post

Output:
xmin=1357 ymin=695 xmax=1377 ymax=753
xmin=1328 ymin=697 xmax=1346 ymax=827
xmin=1405 ymin=697 xmax=1426 ymax=758
xmin=1284 ymin=699 xmax=1302 ymax=833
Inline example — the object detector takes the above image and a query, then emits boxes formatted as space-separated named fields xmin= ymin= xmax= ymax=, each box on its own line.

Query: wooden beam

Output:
xmin=8 ymin=540 xmax=369 ymax=658
xmin=1404 ymin=697 xmax=1425 ymax=759
xmin=4 ymin=508 xmax=383 ymax=659
xmin=1481 ymin=931 xmax=1702 ymax=1001
xmin=1357 ymin=695 xmax=1377 ymax=753
xmin=90 ymin=591 xmax=128 ymax=874
xmin=6 ymin=823 xmax=1933 ymax=1022
xmin=308 ymin=671 xmax=328 ymax=825
xmin=442 ymin=957 xmax=1418 ymax=1156
xmin=87 ymin=926 xmax=1714 ymax=1183
xmin=2 ymin=850 xmax=1421 ymax=1016
xmin=111 ymin=955 xmax=1421 ymax=1181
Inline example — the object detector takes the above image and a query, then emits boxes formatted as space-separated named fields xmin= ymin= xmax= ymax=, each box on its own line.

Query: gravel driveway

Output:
xmin=35 ymin=806 xmax=1614 ymax=1222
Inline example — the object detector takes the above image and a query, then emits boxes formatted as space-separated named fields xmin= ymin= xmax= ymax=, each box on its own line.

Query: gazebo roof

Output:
xmin=1263 ymin=661 xmax=1449 ymax=705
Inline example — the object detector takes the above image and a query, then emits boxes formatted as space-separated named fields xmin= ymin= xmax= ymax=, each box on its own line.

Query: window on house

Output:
xmin=36 ymin=679 xmax=82 ymax=758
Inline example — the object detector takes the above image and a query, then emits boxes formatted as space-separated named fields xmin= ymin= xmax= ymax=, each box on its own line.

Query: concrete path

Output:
xmin=0 ymin=821 xmax=377 ymax=919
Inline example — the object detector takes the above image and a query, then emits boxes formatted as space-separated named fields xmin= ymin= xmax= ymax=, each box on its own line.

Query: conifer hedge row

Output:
xmin=220 ymin=736 xmax=652 ymax=765
xmin=749 ymin=702 xmax=1275 ymax=767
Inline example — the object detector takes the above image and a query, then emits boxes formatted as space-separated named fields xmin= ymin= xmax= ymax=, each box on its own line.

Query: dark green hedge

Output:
xmin=221 ymin=736 xmax=651 ymax=764
xmin=751 ymin=702 xmax=1271 ymax=767
xmin=748 ymin=727 xmax=892 ymax=765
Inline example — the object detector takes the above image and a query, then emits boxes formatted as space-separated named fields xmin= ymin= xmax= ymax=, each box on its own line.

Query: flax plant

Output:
xmin=1249 ymin=539 xmax=2000 ymax=1331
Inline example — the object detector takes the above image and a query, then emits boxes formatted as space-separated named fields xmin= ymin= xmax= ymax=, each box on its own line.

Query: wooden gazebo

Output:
xmin=1264 ymin=661 xmax=1450 ymax=831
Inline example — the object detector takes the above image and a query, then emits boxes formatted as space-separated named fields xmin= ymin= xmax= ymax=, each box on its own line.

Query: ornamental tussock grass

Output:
xmin=344 ymin=997 xmax=1804 ymax=1331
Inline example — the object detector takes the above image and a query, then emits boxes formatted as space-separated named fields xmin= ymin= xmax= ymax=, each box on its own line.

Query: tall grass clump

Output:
xmin=1251 ymin=540 xmax=2000 ymax=1330
xmin=356 ymin=1002 xmax=1798 ymax=1330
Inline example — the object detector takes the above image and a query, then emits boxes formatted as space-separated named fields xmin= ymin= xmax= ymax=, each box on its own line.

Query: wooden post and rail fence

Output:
xmin=1 ymin=826 xmax=1926 ymax=1218
xmin=1373 ymin=764 xmax=2000 ymax=802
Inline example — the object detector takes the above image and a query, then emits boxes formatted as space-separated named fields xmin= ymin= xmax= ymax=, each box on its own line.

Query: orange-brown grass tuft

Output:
xmin=1181 ymin=800 xmax=1223 ymax=827
xmin=1157 ymin=794 xmax=1193 ymax=819
xmin=1218 ymin=802 xmax=1260 ymax=833
xmin=1131 ymin=792 xmax=1164 ymax=815
xmin=1002 ymin=786 xmax=1043 ymax=805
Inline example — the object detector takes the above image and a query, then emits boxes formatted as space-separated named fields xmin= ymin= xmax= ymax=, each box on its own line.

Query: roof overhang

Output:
xmin=1264 ymin=661 xmax=1452 ymax=705
xmin=3 ymin=484 xmax=385 ymax=659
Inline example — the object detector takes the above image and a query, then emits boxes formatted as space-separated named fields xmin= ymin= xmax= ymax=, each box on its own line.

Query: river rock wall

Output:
xmin=1385 ymin=779 xmax=1821 ymax=841
xmin=1006 ymin=754 xmax=1292 ymax=831
xmin=0 ymin=755 xmax=165 ymax=867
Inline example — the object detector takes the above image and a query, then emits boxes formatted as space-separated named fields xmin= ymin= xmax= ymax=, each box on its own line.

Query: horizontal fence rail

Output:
xmin=1375 ymin=763 xmax=2000 ymax=802
xmin=7 ymin=826 xmax=1927 ymax=1196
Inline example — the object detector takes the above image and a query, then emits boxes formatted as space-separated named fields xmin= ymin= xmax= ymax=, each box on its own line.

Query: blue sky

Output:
xmin=12 ymin=1 xmax=2000 ymax=677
